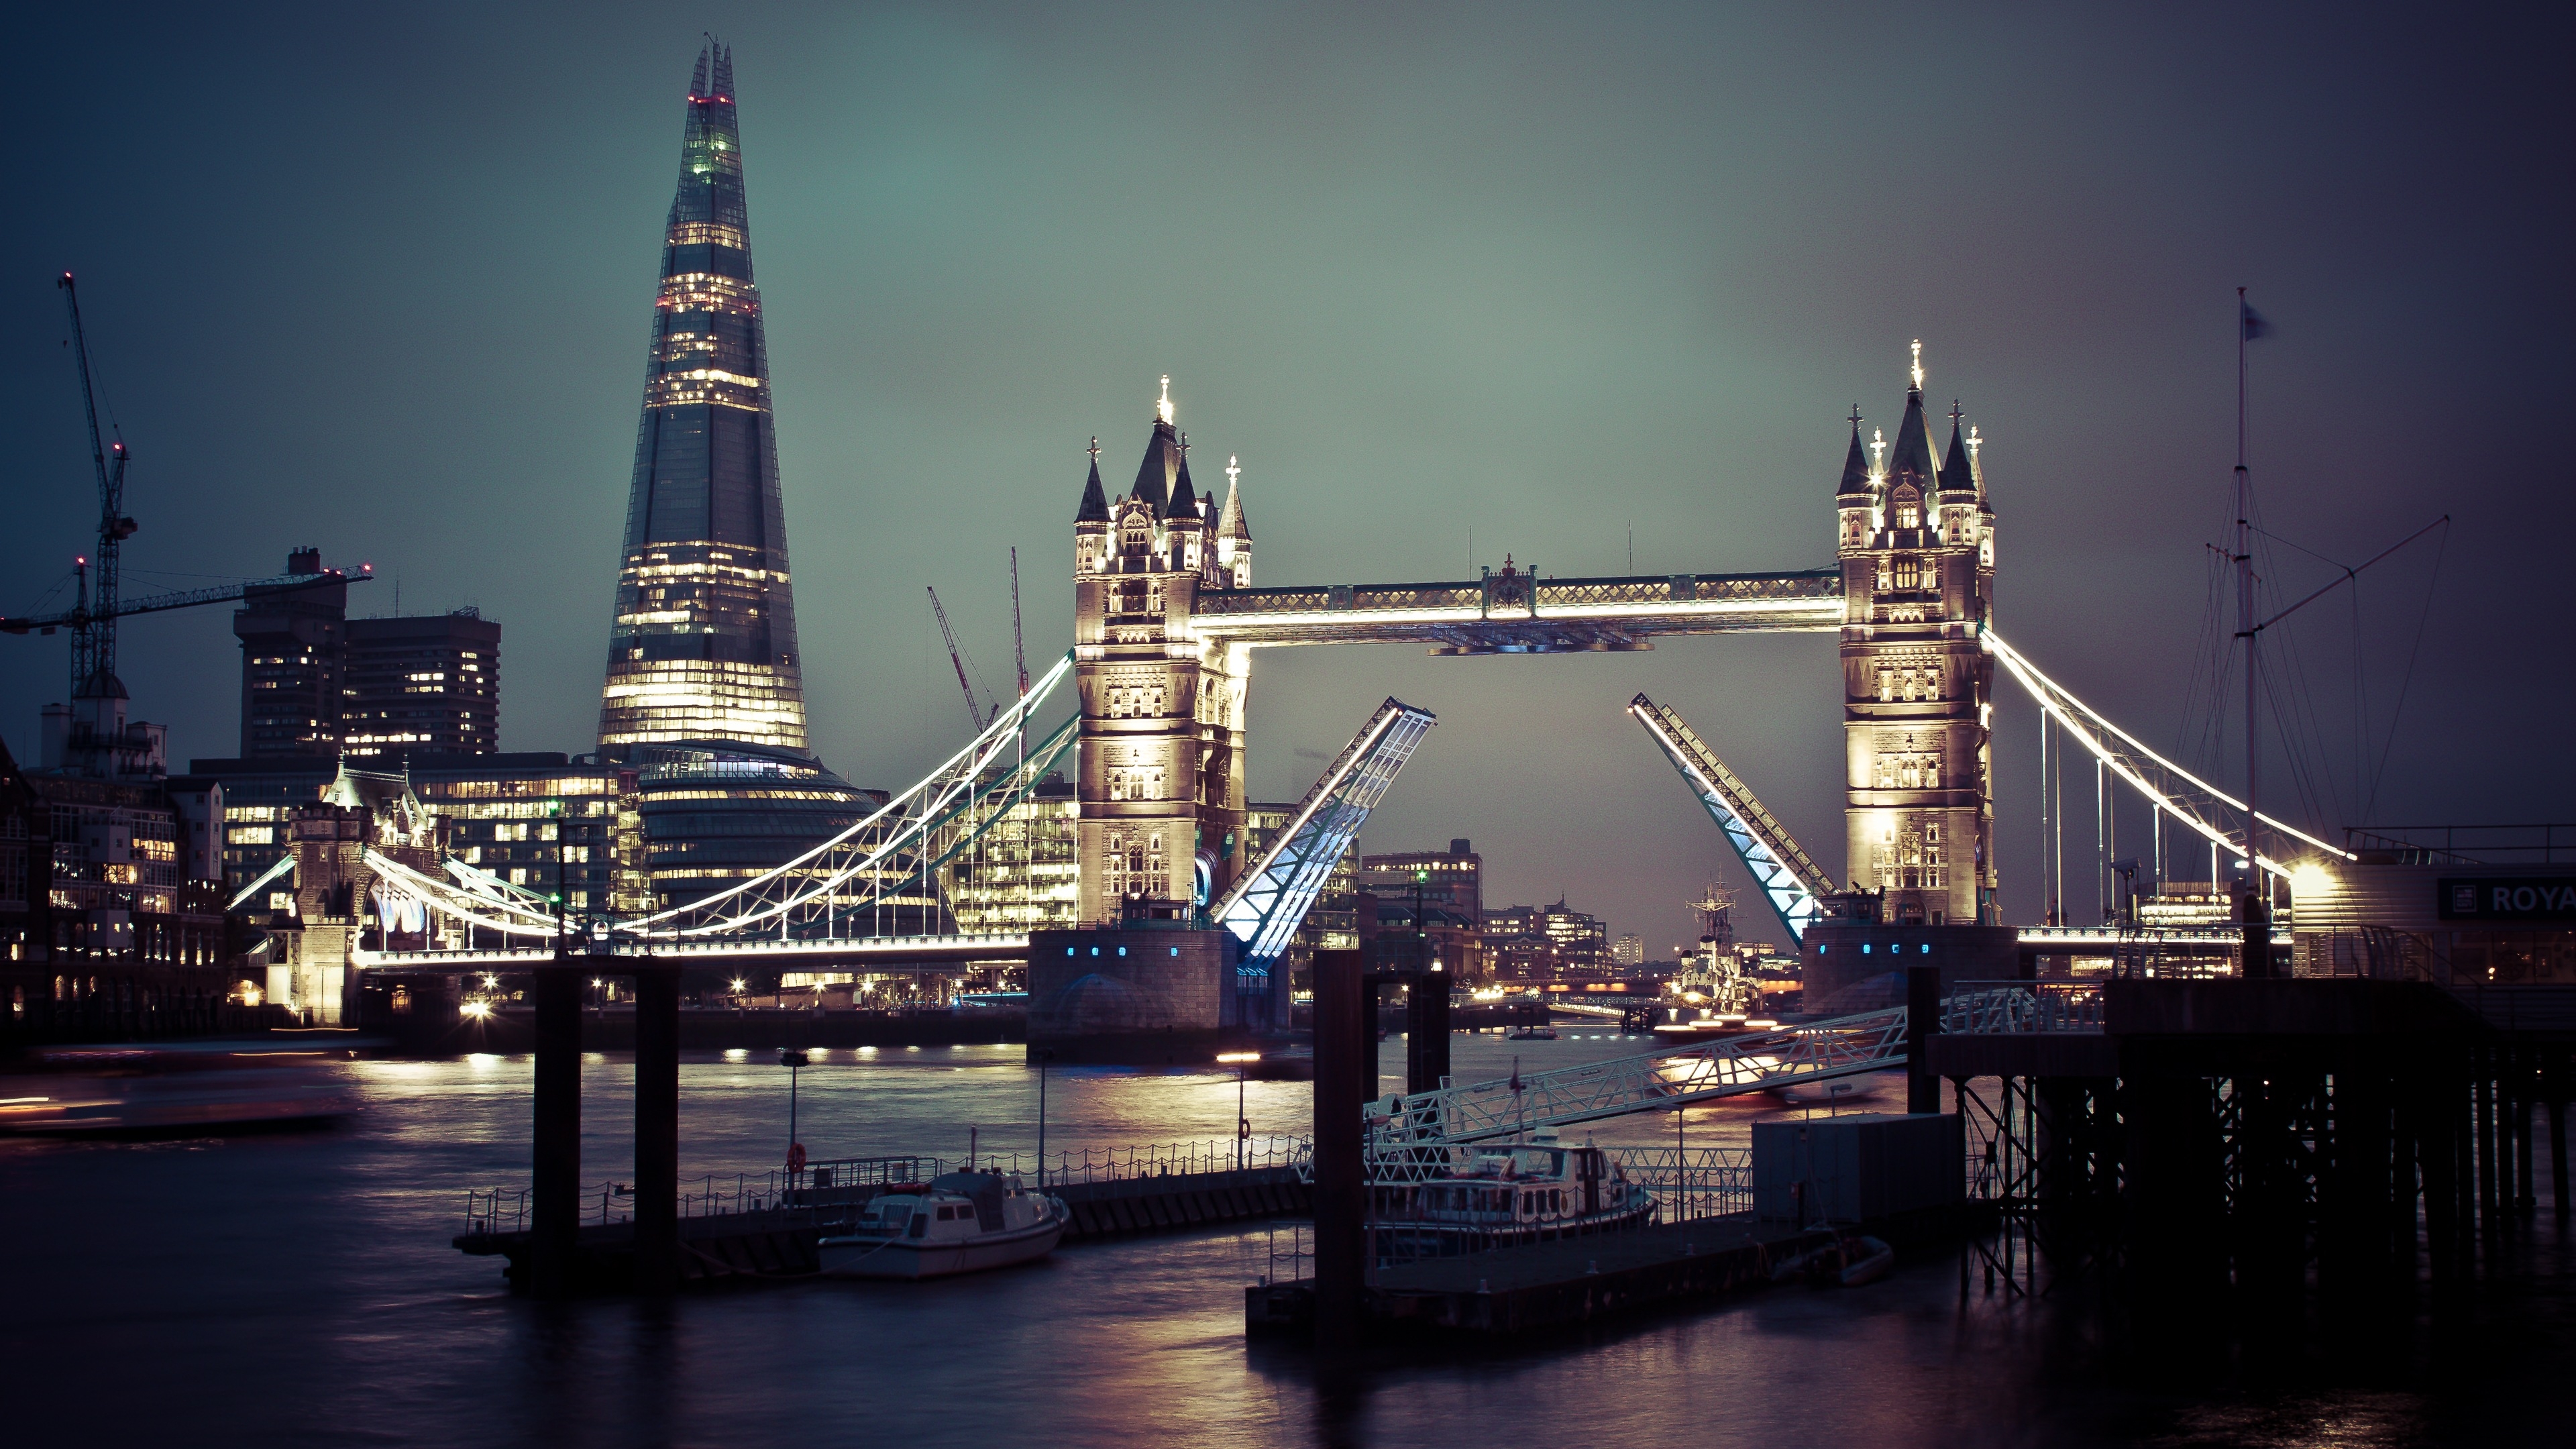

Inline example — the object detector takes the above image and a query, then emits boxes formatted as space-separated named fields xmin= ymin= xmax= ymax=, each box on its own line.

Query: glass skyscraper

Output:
xmin=599 ymin=42 xmax=808 ymax=757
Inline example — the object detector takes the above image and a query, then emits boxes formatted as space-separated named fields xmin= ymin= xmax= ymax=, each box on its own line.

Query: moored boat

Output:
xmin=816 ymin=1171 xmax=1067 ymax=1280
xmin=1368 ymin=1126 xmax=1656 ymax=1261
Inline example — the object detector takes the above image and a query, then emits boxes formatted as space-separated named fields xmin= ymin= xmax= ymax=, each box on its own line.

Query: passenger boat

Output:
xmin=1368 ymin=1126 xmax=1657 ymax=1261
xmin=0 ymin=1047 xmax=357 ymax=1136
xmin=816 ymin=1171 xmax=1068 ymax=1280
xmin=1504 ymin=1026 xmax=1558 ymax=1040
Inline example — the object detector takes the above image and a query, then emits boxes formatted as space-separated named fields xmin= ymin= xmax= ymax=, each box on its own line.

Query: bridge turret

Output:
xmin=1074 ymin=439 xmax=1109 ymax=576
xmin=1835 ymin=409 xmax=1874 ymax=551
xmin=1073 ymin=379 xmax=1250 ymax=938
xmin=1837 ymin=341 xmax=1998 ymax=931
xmin=1216 ymin=455 xmax=1252 ymax=588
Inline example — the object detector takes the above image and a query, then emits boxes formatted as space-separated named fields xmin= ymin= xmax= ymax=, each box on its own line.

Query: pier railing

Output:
xmin=1941 ymin=981 xmax=2106 ymax=1034
xmin=458 ymin=1135 xmax=1314 ymax=1236
xmin=1613 ymin=1145 xmax=1754 ymax=1220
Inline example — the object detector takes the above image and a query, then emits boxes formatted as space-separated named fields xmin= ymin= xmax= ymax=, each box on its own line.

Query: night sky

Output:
xmin=5 ymin=3 xmax=2567 ymax=952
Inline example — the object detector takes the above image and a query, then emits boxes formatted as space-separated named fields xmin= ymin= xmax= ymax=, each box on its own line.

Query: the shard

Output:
xmin=599 ymin=41 xmax=808 ymax=757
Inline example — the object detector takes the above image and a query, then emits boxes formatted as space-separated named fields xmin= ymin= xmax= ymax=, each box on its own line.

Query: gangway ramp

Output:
xmin=1377 ymin=1005 xmax=1911 ymax=1153
xmin=1627 ymin=694 xmax=1836 ymax=942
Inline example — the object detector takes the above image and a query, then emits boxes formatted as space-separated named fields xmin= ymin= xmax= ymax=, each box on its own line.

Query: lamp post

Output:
xmin=1672 ymin=1099 xmax=1687 ymax=1222
xmin=779 ymin=1048 xmax=808 ymax=1173
xmin=1218 ymin=1051 xmax=1261 ymax=1170
xmin=1034 ymin=1049 xmax=1054 ymax=1187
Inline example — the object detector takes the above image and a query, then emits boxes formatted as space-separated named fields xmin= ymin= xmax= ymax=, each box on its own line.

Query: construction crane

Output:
xmin=1008 ymin=546 xmax=1029 ymax=702
xmin=57 ymin=272 xmax=135 ymax=704
xmin=925 ymin=586 xmax=990 ymax=731
xmin=1627 ymin=694 xmax=1838 ymax=943
xmin=3 ymin=562 xmax=369 ymax=638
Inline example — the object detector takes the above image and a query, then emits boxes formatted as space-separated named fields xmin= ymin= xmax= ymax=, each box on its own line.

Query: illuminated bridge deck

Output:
xmin=1189 ymin=569 xmax=1843 ymax=651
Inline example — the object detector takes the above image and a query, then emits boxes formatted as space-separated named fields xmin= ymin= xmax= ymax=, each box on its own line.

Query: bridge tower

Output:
xmin=1837 ymin=344 xmax=1998 ymax=928
xmin=1071 ymin=380 xmax=1256 ymax=926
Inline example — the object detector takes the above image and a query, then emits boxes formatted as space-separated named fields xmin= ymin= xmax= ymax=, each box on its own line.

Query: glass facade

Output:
xmin=940 ymin=775 xmax=1081 ymax=934
xmin=599 ymin=44 xmax=807 ymax=756
xmin=629 ymin=743 xmax=940 ymax=928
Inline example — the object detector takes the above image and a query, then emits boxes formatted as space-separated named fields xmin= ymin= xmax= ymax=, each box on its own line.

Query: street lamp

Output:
xmin=1217 ymin=1051 xmax=1261 ymax=1170
xmin=779 ymin=1048 xmax=810 ymax=1174
xmin=1034 ymin=1049 xmax=1055 ymax=1187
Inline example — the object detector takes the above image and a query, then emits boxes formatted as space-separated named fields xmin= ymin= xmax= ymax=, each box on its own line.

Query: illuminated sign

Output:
xmin=2438 ymin=878 xmax=2576 ymax=922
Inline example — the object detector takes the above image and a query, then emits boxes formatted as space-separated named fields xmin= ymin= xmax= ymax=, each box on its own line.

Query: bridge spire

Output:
xmin=1167 ymin=433 xmax=1201 ymax=522
xmin=1941 ymin=405 xmax=1976 ymax=497
xmin=1075 ymin=437 xmax=1109 ymax=523
xmin=1887 ymin=351 xmax=1938 ymax=486
xmin=1837 ymin=407 xmax=1872 ymax=496
xmin=1220 ymin=455 xmax=1251 ymax=542
xmin=1128 ymin=379 xmax=1178 ymax=513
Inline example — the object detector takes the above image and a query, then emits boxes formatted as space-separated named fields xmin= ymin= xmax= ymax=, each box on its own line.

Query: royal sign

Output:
xmin=2438 ymin=878 xmax=2576 ymax=922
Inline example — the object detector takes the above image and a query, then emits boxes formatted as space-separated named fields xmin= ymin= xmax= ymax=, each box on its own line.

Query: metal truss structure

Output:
xmin=1214 ymin=697 xmax=1436 ymax=971
xmin=1189 ymin=569 xmax=1841 ymax=652
xmin=1984 ymin=629 xmax=2350 ymax=879
xmin=364 ymin=652 xmax=1083 ymax=956
xmin=1627 ymin=693 xmax=1837 ymax=941
xmin=1377 ymin=1005 xmax=1915 ymax=1153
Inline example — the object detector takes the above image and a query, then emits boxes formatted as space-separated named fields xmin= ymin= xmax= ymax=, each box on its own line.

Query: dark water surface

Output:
xmin=4 ymin=1034 xmax=2567 ymax=1448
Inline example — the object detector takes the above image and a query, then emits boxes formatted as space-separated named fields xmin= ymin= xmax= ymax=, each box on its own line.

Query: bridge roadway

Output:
xmin=1187 ymin=568 xmax=1842 ymax=651
xmin=365 ymin=923 xmax=2279 ymax=977
xmin=359 ymin=932 xmax=1028 ymax=977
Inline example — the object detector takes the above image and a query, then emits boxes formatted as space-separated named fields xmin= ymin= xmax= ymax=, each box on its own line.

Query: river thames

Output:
xmin=4 ymin=1033 xmax=2566 ymax=1448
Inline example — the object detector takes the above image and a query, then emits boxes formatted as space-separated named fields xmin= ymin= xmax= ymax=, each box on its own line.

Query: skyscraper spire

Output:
xmin=598 ymin=45 xmax=808 ymax=757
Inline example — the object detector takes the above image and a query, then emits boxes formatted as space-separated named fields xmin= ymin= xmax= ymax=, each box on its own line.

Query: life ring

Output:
xmin=787 ymin=1142 xmax=807 ymax=1173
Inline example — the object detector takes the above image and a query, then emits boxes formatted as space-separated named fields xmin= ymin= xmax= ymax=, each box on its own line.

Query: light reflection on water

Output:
xmin=0 ymin=1034 xmax=2563 ymax=1448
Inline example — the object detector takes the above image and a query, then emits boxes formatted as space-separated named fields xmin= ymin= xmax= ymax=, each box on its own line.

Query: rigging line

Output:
xmin=2363 ymin=519 xmax=2449 ymax=821
xmin=2247 ymin=523 xmax=2354 ymax=573
xmin=2259 ymin=646 xmax=2334 ymax=832
xmin=2268 ymin=575 xmax=2347 ymax=827
xmin=2351 ymin=582 xmax=2367 ymax=824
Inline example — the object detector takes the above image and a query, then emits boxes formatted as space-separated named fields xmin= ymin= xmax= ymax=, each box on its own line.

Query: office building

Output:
xmin=1358 ymin=839 xmax=1482 ymax=921
xmin=232 ymin=547 xmax=349 ymax=759
xmin=341 ymin=610 xmax=501 ymax=759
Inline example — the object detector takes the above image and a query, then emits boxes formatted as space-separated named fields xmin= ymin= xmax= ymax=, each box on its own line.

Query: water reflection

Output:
xmin=0 ymin=1039 xmax=2562 ymax=1448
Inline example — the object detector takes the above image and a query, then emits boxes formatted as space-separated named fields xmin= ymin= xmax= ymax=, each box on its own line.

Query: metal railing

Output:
xmin=458 ymin=1134 xmax=1314 ymax=1236
xmin=1612 ymin=1144 xmax=1754 ymax=1220
xmin=1941 ymin=981 xmax=2106 ymax=1034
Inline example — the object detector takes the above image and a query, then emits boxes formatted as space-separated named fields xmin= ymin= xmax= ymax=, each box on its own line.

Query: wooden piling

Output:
xmin=632 ymin=961 xmax=680 ymax=1295
xmin=1310 ymin=949 xmax=1366 ymax=1348
xmin=530 ymin=967 xmax=582 ymax=1297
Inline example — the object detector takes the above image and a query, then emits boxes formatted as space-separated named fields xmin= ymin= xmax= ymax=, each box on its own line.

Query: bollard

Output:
xmin=1906 ymin=966 xmax=1941 ymax=1115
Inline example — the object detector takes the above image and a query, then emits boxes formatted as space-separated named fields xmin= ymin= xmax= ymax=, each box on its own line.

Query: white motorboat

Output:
xmin=817 ymin=1171 xmax=1068 ymax=1280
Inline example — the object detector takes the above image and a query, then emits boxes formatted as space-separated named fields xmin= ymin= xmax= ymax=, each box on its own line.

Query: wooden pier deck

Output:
xmin=455 ymin=1165 xmax=1310 ymax=1292
xmin=1248 ymin=1203 xmax=1983 ymax=1337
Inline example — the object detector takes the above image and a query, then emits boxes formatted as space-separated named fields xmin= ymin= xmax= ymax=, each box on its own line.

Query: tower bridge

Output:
xmin=360 ymin=346 xmax=2333 ymax=1043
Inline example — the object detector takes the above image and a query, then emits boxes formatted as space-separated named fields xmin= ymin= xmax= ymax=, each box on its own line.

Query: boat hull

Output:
xmin=816 ymin=1218 xmax=1065 ymax=1280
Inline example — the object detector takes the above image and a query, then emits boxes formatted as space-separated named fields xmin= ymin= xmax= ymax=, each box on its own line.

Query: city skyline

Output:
xmin=3 ymin=7 xmax=2565 ymax=951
